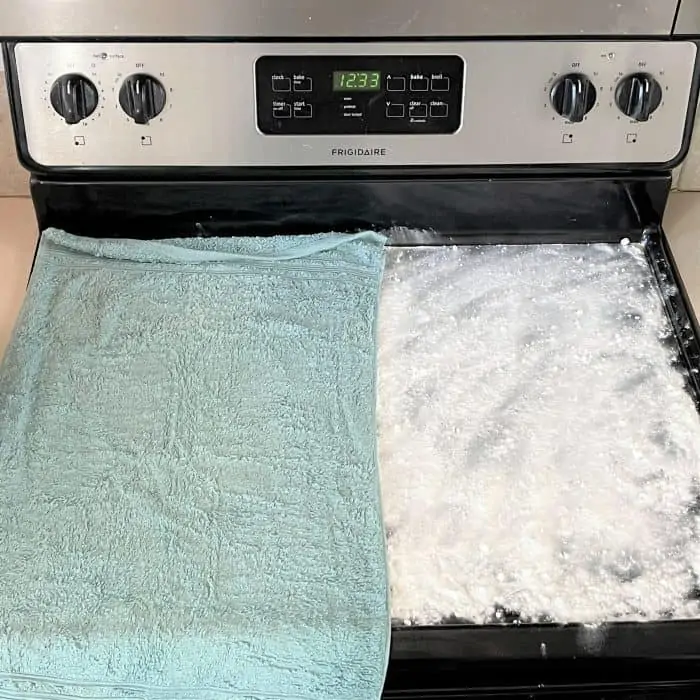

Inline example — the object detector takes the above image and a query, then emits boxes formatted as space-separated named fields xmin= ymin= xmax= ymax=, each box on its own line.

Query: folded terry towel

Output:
xmin=0 ymin=229 xmax=389 ymax=700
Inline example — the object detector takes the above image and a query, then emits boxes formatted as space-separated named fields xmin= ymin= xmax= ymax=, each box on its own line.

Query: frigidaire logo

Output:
xmin=331 ymin=147 xmax=387 ymax=157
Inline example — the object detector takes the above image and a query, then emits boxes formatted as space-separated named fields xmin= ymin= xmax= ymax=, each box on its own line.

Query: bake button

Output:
xmin=294 ymin=76 xmax=313 ymax=92
xmin=272 ymin=102 xmax=292 ymax=119
xmin=431 ymin=77 xmax=450 ymax=92
xmin=386 ymin=103 xmax=405 ymax=118
xmin=410 ymin=76 xmax=429 ymax=91
xmin=430 ymin=102 xmax=449 ymax=118
xmin=387 ymin=76 xmax=406 ymax=92
xmin=272 ymin=76 xmax=291 ymax=92
xmin=409 ymin=103 xmax=428 ymax=118
xmin=294 ymin=103 xmax=313 ymax=118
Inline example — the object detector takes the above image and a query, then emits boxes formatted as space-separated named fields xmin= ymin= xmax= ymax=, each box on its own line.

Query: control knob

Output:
xmin=50 ymin=74 xmax=99 ymax=124
xmin=550 ymin=73 xmax=597 ymax=123
xmin=119 ymin=73 xmax=167 ymax=124
xmin=615 ymin=73 xmax=662 ymax=122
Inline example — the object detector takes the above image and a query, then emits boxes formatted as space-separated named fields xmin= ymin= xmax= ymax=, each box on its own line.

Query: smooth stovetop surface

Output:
xmin=1 ymin=191 xmax=700 ymax=361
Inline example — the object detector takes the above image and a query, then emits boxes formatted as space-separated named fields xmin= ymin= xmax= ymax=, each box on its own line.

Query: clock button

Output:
xmin=272 ymin=76 xmax=291 ymax=92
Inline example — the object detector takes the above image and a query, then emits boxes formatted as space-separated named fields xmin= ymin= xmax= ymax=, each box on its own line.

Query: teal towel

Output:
xmin=0 ymin=229 xmax=389 ymax=700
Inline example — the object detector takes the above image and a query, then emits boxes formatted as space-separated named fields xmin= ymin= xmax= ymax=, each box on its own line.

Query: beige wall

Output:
xmin=0 ymin=65 xmax=29 ymax=196
xmin=678 ymin=105 xmax=700 ymax=189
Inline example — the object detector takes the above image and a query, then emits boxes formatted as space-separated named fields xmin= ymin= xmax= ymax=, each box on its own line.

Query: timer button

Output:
xmin=272 ymin=102 xmax=292 ymax=119
xmin=386 ymin=103 xmax=405 ymax=118
xmin=272 ymin=76 xmax=291 ymax=92
xmin=431 ymin=77 xmax=450 ymax=92
xmin=293 ymin=76 xmax=313 ymax=92
xmin=410 ymin=77 xmax=429 ymax=92
xmin=387 ymin=76 xmax=406 ymax=92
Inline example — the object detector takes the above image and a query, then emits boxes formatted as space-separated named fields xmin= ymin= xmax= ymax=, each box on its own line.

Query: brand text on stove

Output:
xmin=331 ymin=147 xmax=387 ymax=157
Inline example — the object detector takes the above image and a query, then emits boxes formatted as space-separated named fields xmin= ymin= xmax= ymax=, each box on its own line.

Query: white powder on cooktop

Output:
xmin=378 ymin=243 xmax=700 ymax=626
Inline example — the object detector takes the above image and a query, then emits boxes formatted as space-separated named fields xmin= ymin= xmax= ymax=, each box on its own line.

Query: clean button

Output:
xmin=430 ymin=103 xmax=449 ymax=118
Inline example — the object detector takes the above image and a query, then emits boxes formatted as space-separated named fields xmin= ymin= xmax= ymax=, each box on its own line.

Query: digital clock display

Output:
xmin=333 ymin=71 xmax=382 ymax=91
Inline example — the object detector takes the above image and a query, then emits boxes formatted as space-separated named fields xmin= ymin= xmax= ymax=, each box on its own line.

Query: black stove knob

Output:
xmin=49 ymin=74 xmax=98 ymax=124
xmin=119 ymin=73 xmax=166 ymax=124
xmin=615 ymin=73 xmax=663 ymax=122
xmin=550 ymin=73 xmax=597 ymax=123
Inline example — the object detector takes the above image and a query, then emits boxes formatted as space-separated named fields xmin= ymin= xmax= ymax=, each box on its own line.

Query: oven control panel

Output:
xmin=8 ymin=41 xmax=699 ymax=168
xmin=255 ymin=56 xmax=464 ymax=135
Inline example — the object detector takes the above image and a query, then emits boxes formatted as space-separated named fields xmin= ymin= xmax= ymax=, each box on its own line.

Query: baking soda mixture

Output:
xmin=378 ymin=242 xmax=700 ymax=626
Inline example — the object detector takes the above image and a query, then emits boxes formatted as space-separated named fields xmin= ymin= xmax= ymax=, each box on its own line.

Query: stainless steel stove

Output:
xmin=4 ymin=1 xmax=700 ymax=698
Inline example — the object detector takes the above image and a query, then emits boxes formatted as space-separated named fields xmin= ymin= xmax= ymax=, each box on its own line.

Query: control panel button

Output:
xmin=294 ymin=103 xmax=313 ymax=118
xmin=409 ymin=103 xmax=428 ymax=118
xmin=410 ymin=76 xmax=429 ymax=91
xmin=430 ymin=102 xmax=449 ymax=118
xmin=272 ymin=76 xmax=291 ymax=92
xmin=431 ymin=77 xmax=450 ymax=92
xmin=386 ymin=103 xmax=405 ymax=118
xmin=272 ymin=102 xmax=292 ymax=119
xmin=387 ymin=76 xmax=406 ymax=92
xmin=294 ymin=76 xmax=313 ymax=92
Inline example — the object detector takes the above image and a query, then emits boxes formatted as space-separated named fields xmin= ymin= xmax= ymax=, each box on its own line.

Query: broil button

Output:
xmin=431 ymin=77 xmax=450 ymax=92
